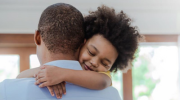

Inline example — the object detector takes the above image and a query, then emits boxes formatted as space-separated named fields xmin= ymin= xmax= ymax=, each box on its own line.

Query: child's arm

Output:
xmin=35 ymin=66 xmax=111 ymax=90
xmin=16 ymin=67 xmax=41 ymax=78
xmin=64 ymin=69 xmax=111 ymax=90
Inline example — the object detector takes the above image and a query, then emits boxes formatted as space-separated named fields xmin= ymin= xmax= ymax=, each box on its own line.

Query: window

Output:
xmin=133 ymin=44 xmax=179 ymax=100
xmin=30 ymin=54 xmax=40 ymax=68
xmin=112 ymin=71 xmax=123 ymax=99
xmin=0 ymin=55 xmax=20 ymax=82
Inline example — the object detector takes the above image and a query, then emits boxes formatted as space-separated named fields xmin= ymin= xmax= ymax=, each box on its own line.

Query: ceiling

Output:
xmin=0 ymin=0 xmax=180 ymax=34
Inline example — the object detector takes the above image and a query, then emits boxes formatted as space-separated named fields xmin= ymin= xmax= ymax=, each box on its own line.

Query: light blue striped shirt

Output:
xmin=0 ymin=60 xmax=121 ymax=100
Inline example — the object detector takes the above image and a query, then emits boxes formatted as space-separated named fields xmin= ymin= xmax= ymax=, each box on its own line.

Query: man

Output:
xmin=0 ymin=3 xmax=121 ymax=100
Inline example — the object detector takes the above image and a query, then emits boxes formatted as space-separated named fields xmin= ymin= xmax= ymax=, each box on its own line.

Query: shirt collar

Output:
xmin=44 ymin=60 xmax=83 ymax=70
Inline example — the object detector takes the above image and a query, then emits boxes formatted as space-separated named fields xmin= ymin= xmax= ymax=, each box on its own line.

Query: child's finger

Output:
xmin=58 ymin=84 xmax=63 ymax=98
xmin=39 ymin=82 xmax=48 ymax=88
xmin=35 ymin=70 xmax=44 ymax=80
xmin=35 ymin=73 xmax=44 ymax=81
xmin=47 ymin=86 xmax=54 ymax=96
xmin=62 ymin=82 xmax=66 ymax=94
xmin=35 ymin=77 xmax=46 ymax=85
xmin=53 ymin=85 xmax=61 ymax=99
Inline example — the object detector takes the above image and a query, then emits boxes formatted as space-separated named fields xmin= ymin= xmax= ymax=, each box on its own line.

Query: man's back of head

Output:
xmin=38 ymin=3 xmax=84 ymax=55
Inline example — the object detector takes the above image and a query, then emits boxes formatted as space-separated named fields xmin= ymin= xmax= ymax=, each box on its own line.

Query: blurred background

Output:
xmin=0 ymin=0 xmax=180 ymax=100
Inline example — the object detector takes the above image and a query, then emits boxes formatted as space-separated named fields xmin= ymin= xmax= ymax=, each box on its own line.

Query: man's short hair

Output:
xmin=38 ymin=3 xmax=84 ymax=54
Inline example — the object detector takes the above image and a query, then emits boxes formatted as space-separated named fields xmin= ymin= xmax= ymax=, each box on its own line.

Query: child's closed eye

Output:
xmin=101 ymin=62 xmax=109 ymax=68
xmin=88 ymin=49 xmax=95 ymax=56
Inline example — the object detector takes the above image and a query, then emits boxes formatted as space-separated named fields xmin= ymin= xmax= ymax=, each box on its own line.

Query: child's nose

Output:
xmin=90 ymin=59 xmax=99 ymax=68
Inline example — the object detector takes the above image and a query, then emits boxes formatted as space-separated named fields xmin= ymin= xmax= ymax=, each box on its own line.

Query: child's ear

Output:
xmin=81 ymin=39 xmax=86 ymax=47
xmin=34 ymin=30 xmax=41 ymax=45
xmin=84 ymin=39 xmax=86 ymax=44
xmin=79 ymin=39 xmax=86 ymax=50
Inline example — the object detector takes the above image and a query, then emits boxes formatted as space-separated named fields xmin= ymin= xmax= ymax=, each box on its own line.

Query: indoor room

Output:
xmin=0 ymin=0 xmax=180 ymax=100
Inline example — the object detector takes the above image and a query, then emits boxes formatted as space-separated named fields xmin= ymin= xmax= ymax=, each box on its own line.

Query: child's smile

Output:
xmin=84 ymin=63 xmax=94 ymax=71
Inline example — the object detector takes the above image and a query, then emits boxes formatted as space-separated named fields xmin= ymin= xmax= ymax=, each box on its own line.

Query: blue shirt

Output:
xmin=0 ymin=60 xmax=121 ymax=100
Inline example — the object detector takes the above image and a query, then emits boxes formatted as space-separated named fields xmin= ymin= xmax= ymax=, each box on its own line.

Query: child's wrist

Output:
xmin=57 ymin=68 xmax=68 ymax=82
xmin=62 ymin=69 xmax=72 ymax=82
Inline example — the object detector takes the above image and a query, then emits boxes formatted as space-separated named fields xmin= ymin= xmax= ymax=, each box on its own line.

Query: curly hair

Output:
xmin=84 ymin=5 xmax=143 ymax=72
xmin=38 ymin=3 xmax=84 ymax=54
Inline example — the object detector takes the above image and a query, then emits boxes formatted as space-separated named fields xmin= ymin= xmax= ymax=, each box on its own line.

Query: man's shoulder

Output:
xmin=0 ymin=78 xmax=36 ymax=100
xmin=1 ymin=78 xmax=36 ymax=91
xmin=2 ymin=78 xmax=35 ymax=84
xmin=63 ymin=83 xmax=121 ymax=100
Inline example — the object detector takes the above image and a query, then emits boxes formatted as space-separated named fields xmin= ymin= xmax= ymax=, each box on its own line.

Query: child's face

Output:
xmin=79 ymin=34 xmax=118 ymax=72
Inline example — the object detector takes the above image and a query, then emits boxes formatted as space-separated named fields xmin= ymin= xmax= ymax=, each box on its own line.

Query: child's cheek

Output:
xmin=79 ymin=53 xmax=86 ymax=63
xmin=82 ymin=52 xmax=90 ymax=62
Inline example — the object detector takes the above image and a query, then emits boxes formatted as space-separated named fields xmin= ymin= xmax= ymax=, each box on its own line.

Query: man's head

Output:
xmin=34 ymin=3 xmax=85 ymax=64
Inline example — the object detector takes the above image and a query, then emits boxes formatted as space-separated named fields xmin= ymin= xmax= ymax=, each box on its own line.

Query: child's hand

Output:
xmin=47 ymin=81 xmax=66 ymax=99
xmin=34 ymin=65 xmax=66 ymax=87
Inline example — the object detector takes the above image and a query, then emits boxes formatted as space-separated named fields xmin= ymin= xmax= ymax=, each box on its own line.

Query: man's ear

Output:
xmin=34 ymin=30 xmax=41 ymax=45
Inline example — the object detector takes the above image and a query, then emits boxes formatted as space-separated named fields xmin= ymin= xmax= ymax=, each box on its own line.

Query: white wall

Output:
xmin=0 ymin=0 xmax=180 ymax=34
